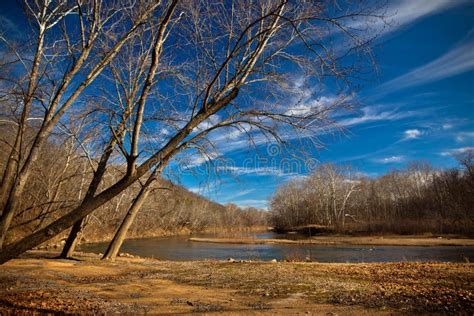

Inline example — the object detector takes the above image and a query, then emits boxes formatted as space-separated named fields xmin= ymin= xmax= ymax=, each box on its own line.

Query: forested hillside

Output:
xmin=0 ymin=126 xmax=266 ymax=246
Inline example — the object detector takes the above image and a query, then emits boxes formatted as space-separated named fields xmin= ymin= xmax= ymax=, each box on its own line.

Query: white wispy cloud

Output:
xmin=404 ymin=129 xmax=423 ymax=139
xmin=377 ymin=40 xmax=474 ymax=94
xmin=285 ymin=95 xmax=340 ymax=116
xmin=382 ymin=0 xmax=463 ymax=34
xmin=218 ymin=166 xmax=296 ymax=177
xmin=233 ymin=189 xmax=255 ymax=198
xmin=456 ymin=131 xmax=474 ymax=143
xmin=346 ymin=0 xmax=464 ymax=38
xmin=337 ymin=106 xmax=395 ymax=126
xmin=373 ymin=156 xmax=405 ymax=164
xmin=338 ymin=105 xmax=424 ymax=127
xmin=440 ymin=147 xmax=474 ymax=156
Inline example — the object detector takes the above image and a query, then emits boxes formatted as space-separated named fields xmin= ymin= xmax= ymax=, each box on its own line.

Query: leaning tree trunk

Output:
xmin=60 ymin=218 xmax=87 ymax=258
xmin=59 ymin=128 xmax=124 ymax=258
xmin=58 ymin=162 xmax=88 ymax=258
xmin=0 ymin=201 xmax=16 ymax=249
xmin=102 ymin=174 xmax=155 ymax=261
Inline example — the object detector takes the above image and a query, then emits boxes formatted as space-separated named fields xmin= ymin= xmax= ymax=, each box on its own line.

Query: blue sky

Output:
xmin=1 ymin=1 xmax=473 ymax=210
xmin=174 ymin=0 xmax=474 ymax=209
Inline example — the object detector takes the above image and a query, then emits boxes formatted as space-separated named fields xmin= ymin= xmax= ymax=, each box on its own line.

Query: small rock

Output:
xmin=228 ymin=258 xmax=236 ymax=263
xmin=270 ymin=259 xmax=277 ymax=263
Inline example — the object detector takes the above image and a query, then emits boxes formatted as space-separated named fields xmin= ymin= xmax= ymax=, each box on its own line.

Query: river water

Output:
xmin=79 ymin=232 xmax=474 ymax=263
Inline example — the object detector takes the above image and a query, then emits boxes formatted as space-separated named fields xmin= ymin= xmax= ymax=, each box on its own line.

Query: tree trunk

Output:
xmin=60 ymin=218 xmax=86 ymax=258
xmin=0 ymin=174 xmax=31 ymax=248
xmin=0 ymin=27 xmax=46 ymax=247
xmin=0 ymin=201 xmax=15 ymax=248
xmin=0 ymin=137 xmax=21 ymax=217
xmin=102 ymin=175 xmax=154 ymax=261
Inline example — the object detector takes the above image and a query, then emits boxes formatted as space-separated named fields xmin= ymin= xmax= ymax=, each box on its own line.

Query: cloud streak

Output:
xmin=338 ymin=105 xmax=425 ymax=128
xmin=218 ymin=166 xmax=297 ymax=177
xmin=346 ymin=0 xmax=465 ymax=39
xmin=377 ymin=40 xmax=474 ymax=94
xmin=440 ymin=147 xmax=473 ymax=157
xmin=383 ymin=0 xmax=463 ymax=34
xmin=456 ymin=131 xmax=474 ymax=143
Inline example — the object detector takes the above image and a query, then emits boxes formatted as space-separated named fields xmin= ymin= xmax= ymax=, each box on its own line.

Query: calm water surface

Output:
xmin=79 ymin=232 xmax=474 ymax=263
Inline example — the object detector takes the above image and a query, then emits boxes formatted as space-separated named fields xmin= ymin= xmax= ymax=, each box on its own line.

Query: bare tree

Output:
xmin=270 ymin=164 xmax=359 ymax=230
xmin=0 ymin=0 xmax=164 ymax=248
xmin=60 ymin=0 xmax=179 ymax=258
xmin=0 ymin=0 xmax=384 ymax=264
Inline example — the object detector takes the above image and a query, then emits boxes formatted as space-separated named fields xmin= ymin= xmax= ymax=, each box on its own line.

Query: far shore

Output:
xmin=189 ymin=235 xmax=474 ymax=247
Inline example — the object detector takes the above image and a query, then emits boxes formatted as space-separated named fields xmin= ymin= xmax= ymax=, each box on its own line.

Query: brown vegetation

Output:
xmin=271 ymin=158 xmax=474 ymax=235
xmin=0 ymin=148 xmax=267 ymax=246
xmin=0 ymin=124 xmax=267 ymax=248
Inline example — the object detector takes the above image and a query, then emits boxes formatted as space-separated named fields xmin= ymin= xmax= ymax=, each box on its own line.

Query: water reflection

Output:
xmin=79 ymin=232 xmax=474 ymax=263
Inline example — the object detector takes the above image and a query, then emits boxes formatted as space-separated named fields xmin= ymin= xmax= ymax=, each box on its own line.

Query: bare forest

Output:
xmin=270 ymin=153 xmax=474 ymax=235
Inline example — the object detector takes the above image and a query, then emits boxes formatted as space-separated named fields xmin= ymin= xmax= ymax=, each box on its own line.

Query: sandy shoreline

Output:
xmin=0 ymin=251 xmax=472 ymax=314
xmin=189 ymin=235 xmax=474 ymax=246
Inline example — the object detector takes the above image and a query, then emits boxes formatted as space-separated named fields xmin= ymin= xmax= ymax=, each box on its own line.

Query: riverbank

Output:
xmin=189 ymin=235 xmax=474 ymax=247
xmin=0 ymin=251 xmax=473 ymax=314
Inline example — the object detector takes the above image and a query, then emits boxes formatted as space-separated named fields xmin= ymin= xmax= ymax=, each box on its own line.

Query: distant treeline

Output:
xmin=270 ymin=153 xmax=474 ymax=235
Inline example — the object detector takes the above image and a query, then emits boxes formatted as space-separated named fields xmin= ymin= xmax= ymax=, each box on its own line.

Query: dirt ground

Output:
xmin=0 ymin=251 xmax=473 ymax=315
xmin=189 ymin=235 xmax=474 ymax=246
